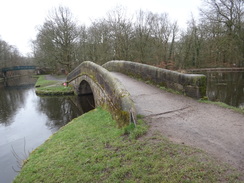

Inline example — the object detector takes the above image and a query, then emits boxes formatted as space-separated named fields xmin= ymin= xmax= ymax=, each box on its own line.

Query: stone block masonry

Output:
xmin=66 ymin=61 xmax=136 ymax=127
xmin=103 ymin=60 xmax=206 ymax=99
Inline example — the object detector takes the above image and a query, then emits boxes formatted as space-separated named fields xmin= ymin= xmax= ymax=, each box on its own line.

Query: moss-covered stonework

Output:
xmin=103 ymin=60 xmax=207 ymax=98
xmin=66 ymin=61 xmax=136 ymax=127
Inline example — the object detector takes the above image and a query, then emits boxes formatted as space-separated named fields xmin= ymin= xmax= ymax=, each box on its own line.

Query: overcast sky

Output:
xmin=0 ymin=0 xmax=202 ymax=56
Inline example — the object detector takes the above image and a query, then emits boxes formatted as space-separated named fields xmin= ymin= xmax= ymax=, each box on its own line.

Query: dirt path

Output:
xmin=111 ymin=72 xmax=244 ymax=173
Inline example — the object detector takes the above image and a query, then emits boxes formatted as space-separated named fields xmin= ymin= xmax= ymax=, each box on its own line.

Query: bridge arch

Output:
xmin=78 ymin=80 xmax=93 ymax=95
xmin=66 ymin=61 xmax=136 ymax=127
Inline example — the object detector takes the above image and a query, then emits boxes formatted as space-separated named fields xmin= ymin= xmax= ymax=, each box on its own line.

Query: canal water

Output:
xmin=0 ymin=76 xmax=93 ymax=183
xmin=206 ymin=71 xmax=244 ymax=108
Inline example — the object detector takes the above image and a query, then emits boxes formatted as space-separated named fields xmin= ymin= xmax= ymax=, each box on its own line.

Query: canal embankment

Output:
xmin=13 ymin=108 xmax=243 ymax=182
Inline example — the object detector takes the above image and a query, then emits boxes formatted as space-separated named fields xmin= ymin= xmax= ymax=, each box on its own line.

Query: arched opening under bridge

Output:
xmin=77 ymin=80 xmax=95 ymax=113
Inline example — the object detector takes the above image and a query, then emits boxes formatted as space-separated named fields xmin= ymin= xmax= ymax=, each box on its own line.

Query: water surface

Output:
xmin=0 ymin=76 xmax=83 ymax=183
xmin=206 ymin=72 xmax=244 ymax=108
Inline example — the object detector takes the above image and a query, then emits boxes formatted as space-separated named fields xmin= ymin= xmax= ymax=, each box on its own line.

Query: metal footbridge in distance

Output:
xmin=1 ymin=66 xmax=36 ymax=72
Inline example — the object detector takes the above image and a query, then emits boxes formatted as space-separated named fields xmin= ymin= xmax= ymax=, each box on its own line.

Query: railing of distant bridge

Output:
xmin=1 ymin=66 xmax=36 ymax=72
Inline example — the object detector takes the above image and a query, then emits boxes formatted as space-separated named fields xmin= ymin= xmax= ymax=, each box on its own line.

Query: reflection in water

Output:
xmin=0 ymin=77 xmax=35 ymax=126
xmin=207 ymin=72 xmax=244 ymax=108
xmin=36 ymin=97 xmax=82 ymax=132
xmin=0 ymin=76 xmax=94 ymax=183
xmin=70 ymin=94 xmax=95 ymax=114
xmin=3 ymin=76 xmax=36 ymax=88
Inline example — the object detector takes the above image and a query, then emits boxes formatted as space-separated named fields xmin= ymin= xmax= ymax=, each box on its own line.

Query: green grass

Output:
xmin=158 ymin=85 xmax=182 ymax=95
xmin=35 ymin=75 xmax=74 ymax=95
xmin=14 ymin=108 xmax=242 ymax=183
xmin=199 ymin=98 xmax=244 ymax=114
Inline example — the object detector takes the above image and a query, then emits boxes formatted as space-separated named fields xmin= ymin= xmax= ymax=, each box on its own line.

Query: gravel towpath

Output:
xmin=111 ymin=72 xmax=244 ymax=173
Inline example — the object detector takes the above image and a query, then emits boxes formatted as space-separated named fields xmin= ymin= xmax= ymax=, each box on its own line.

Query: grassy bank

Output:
xmin=35 ymin=75 xmax=74 ymax=95
xmin=14 ymin=108 xmax=241 ymax=183
xmin=199 ymin=98 xmax=244 ymax=114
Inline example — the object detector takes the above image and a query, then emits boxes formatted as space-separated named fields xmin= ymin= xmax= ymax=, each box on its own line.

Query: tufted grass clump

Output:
xmin=14 ymin=108 xmax=242 ymax=183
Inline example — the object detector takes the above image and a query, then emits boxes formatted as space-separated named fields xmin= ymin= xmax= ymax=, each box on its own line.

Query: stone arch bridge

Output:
xmin=66 ymin=61 xmax=206 ymax=127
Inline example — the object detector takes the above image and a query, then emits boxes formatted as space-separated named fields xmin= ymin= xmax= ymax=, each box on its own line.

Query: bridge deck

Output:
xmin=111 ymin=72 xmax=244 ymax=172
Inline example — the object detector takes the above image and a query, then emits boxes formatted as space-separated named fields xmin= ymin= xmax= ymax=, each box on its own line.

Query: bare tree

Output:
xmin=85 ymin=20 xmax=113 ymax=64
xmin=133 ymin=10 xmax=155 ymax=63
xmin=33 ymin=6 xmax=80 ymax=72
xmin=0 ymin=38 xmax=23 ymax=68
xmin=106 ymin=6 xmax=134 ymax=60
xmin=200 ymin=0 xmax=244 ymax=66
xmin=148 ymin=13 xmax=178 ymax=67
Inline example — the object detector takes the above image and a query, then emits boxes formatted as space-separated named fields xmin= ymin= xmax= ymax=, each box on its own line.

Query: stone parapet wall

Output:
xmin=103 ymin=60 xmax=206 ymax=99
xmin=66 ymin=61 xmax=136 ymax=127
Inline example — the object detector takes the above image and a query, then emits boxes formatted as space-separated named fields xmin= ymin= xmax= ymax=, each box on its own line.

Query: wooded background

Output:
xmin=1 ymin=0 xmax=244 ymax=72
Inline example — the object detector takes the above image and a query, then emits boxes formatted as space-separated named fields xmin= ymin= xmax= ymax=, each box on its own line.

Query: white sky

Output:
xmin=0 ymin=0 xmax=202 ymax=56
